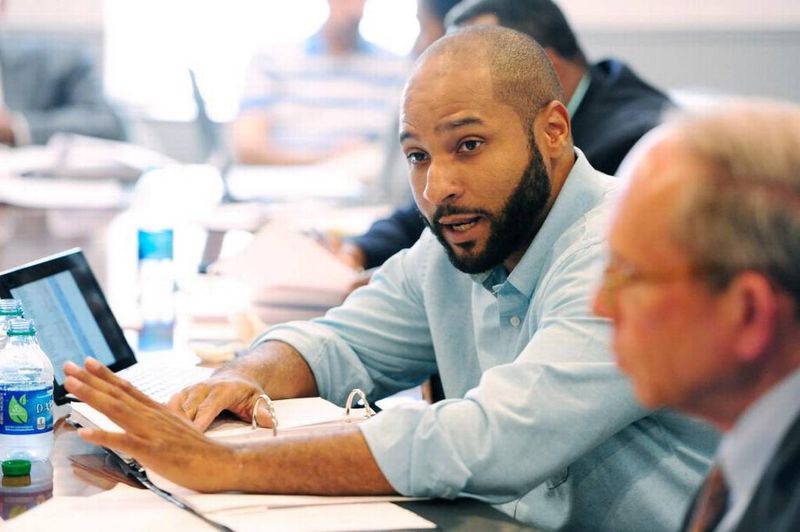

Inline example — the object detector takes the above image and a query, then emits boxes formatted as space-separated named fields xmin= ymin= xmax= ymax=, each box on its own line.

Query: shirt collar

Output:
xmin=566 ymin=73 xmax=592 ymax=117
xmin=717 ymin=366 xmax=800 ymax=519
xmin=470 ymin=148 xmax=607 ymax=298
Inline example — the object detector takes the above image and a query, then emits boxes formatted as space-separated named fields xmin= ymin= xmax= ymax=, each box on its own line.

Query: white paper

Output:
xmin=214 ymin=502 xmax=435 ymax=531
xmin=208 ymin=222 xmax=358 ymax=310
xmin=205 ymin=397 xmax=352 ymax=437
xmin=3 ymin=485 xmax=215 ymax=531
xmin=186 ymin=493 xmax=425 ymax=514
xmin=4 ymin=485 xmax=434 ymax=532
xmin=70 ymin=396 xmax=353 ymax=438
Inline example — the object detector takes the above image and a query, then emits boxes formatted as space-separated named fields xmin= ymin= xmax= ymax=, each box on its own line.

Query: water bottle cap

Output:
xmin=6 ymin=318 xmax=35 ymax=336
xmin=0 ymin=299 xmax=23 ymax=316
xmin=2 ymin=459 xmax=32 ymax=477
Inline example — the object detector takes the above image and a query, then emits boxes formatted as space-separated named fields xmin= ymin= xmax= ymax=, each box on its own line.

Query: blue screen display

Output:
xmin=11 ymin=271 xmax=116 ymax=383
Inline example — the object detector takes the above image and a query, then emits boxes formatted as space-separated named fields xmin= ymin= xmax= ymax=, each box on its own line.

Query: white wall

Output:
xmin=561 ymin=0 xmax=800 ymax=30
xmin=3 ymin=0 xmax=103 ymax=30
xmin=5 ymin=0 xmax=800 ymax=31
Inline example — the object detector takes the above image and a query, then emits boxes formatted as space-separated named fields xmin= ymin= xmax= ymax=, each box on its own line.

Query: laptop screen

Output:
xmin=0 ymin=249 xmax=137 ymax=403
xmin=10 ymin=270 xmax=116 ymax=383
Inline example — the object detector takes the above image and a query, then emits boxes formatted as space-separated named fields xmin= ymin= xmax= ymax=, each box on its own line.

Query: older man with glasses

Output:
xmin=594 ymin=101 xmax=800 ymax=532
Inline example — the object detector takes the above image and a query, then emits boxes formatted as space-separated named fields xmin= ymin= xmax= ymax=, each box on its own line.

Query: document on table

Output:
xmin=70 ymin=396 xmax=363 ymax=438
xmin=208 ymin=222 xmax=359 ymax=319
xmin=4 ymin=484 xmax=435 ymax=531
xmin=4 ymin=485 xmax=214 ymax=531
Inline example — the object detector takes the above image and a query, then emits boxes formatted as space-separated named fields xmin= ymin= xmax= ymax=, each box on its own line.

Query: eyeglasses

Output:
xmin=599 ymin=257 xmax=721 ymax=297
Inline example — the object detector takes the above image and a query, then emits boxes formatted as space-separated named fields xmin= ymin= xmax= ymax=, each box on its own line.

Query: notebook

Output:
xmin=0 ymin=248 xmax=213 ymax=405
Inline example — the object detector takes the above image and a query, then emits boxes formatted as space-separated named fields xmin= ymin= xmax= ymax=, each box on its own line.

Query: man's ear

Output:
xmin=725 ymin=272 xmax=779 ymax=363
xmin=536 ymin=100 xmax=571 ymax=159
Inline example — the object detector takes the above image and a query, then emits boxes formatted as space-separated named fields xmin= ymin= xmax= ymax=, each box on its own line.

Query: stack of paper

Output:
xmin=208 ymin=223 xmax=359 ymax=322
xmin=4 ymin=484 xmax=435 ymax=531
xmin=69 ymin=396 xmax=367 ymax=440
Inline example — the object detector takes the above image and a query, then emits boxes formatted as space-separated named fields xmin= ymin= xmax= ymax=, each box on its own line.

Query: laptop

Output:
xmin=0 ymin=248 xmax=213 ymax=405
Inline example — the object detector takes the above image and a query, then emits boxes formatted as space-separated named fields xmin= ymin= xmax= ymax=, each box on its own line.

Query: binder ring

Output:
xmin=252 ymin=393 xmax=279 ymax=436
xmin=344 ymin=388 xmax=376 ymax=419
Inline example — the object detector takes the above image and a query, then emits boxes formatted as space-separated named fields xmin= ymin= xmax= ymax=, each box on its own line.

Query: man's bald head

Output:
xmin=410 ymin=25 xmax=565 ymax=134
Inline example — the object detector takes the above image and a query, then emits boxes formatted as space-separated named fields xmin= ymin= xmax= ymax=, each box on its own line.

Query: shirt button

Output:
xmin=509 ymin=316 xmax=521 ymax=327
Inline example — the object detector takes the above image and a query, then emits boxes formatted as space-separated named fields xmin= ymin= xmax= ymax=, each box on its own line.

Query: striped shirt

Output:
xmin=239 ymin=32 xmax=409 ymax=153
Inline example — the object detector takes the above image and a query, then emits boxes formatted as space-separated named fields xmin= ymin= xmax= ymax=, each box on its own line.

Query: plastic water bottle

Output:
xmin=0 ymin=458 xmax=53 ymax=519
xmin=0 ymin=319 xmax=54 ymax=462
xmin=137 ymin=223 xmax=176 ymax=351
xmin=133 ymin=167 xmax=179 ymax=352
xmin=0 ymin=299 xmax=24 ymax=351
xmin=138 ymin=224 xmax=176 ymax=319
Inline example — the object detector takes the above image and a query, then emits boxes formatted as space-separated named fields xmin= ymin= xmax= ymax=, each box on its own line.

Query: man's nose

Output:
xmin=423 ymin=158 xmax=463 ymax=206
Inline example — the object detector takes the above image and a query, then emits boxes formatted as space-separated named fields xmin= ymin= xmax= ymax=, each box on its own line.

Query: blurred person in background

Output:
xmin=328 ymin=0 xmax=463 ymax=270
xmin=231 ymin=0 xmax=408 ymax=165
xmin=0 ymin=0 xmax=126 ymax=146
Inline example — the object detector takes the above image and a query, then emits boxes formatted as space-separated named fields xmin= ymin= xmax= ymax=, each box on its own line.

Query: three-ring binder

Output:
xmin=251 ymin=389 xmax=376 ymax=436
xmin=251 ymin=393 xmax=279 ymax=436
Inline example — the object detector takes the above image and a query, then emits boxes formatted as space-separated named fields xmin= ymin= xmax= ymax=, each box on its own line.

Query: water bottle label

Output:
xmin=138 ymin=228 xmax=174 ymax=261
xmin=0 ymin=386 xmax=54 ymax=435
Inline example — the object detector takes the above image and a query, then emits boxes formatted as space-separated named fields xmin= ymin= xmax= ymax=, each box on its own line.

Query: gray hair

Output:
xmin=669 ymin=101 xmax=800 ymax=309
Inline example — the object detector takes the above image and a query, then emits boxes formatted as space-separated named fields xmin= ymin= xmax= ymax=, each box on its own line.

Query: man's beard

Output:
xmin=425 ymin=144 xmax=552 ymax=274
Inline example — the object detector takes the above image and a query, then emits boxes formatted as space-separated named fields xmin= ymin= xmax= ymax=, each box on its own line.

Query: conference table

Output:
xmin=0 ymin=406 xmax=536 ymax=530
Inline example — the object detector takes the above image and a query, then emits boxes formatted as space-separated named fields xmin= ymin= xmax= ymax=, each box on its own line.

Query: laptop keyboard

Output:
xmin=117 ymin=363 xmax=214 ymax=404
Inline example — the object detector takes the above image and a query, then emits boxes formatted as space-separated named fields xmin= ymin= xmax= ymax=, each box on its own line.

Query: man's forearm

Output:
xmin=64 ymin=358 xmax=393 ymax=495
xmin=222 ymin=424 xmax=396 ymax=495
xmin=216 ymin=340 xmax=318 ymax=400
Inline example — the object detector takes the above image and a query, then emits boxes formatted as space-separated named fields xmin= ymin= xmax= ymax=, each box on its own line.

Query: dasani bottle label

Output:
xmin=0 ymin=386 xmax=54 ymax=435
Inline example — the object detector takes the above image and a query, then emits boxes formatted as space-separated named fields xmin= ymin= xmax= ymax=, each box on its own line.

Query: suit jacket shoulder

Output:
xmin=571 ymin=59 xmax=672 ymax=175
xmin=735 ymin=411 xmax=800 ymax=532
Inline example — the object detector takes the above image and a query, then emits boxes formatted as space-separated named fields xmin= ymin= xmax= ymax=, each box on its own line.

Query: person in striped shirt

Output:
xmin=232 ymin=0 xmax=409 ymax=166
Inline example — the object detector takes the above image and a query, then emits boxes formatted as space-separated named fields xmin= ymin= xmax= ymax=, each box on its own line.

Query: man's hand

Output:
xmin=168 ymin=340 xmax=319 ymax=432
xmin=317 ymin=233 xmax=368 ymax=271
xmin=167 ymin=372 xmax=274 ymax=432
xmin=317 ymin=237 xmax=374 ymax=292
xmin=64 ymin=359 xmax=237 ymax=493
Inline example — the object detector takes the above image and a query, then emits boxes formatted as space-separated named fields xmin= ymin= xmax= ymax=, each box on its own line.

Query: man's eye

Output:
xmin=406 ymin=151 xmax=429 ymax=164
xmin=458 ymin=139 xmax=483 ymax=153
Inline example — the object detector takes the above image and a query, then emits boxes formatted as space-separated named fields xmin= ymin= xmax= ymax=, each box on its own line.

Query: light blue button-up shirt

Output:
xmin=257 ymin=151 xmax=719 ymax=531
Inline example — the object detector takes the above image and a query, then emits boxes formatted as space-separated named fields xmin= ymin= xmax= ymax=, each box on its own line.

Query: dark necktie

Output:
xmin=689 ymin=465 xmax=730 ymax=532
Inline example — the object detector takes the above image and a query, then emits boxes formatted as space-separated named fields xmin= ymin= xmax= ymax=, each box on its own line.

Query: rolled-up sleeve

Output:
xmin=254 ymin=238 xmax=439 ymax=405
